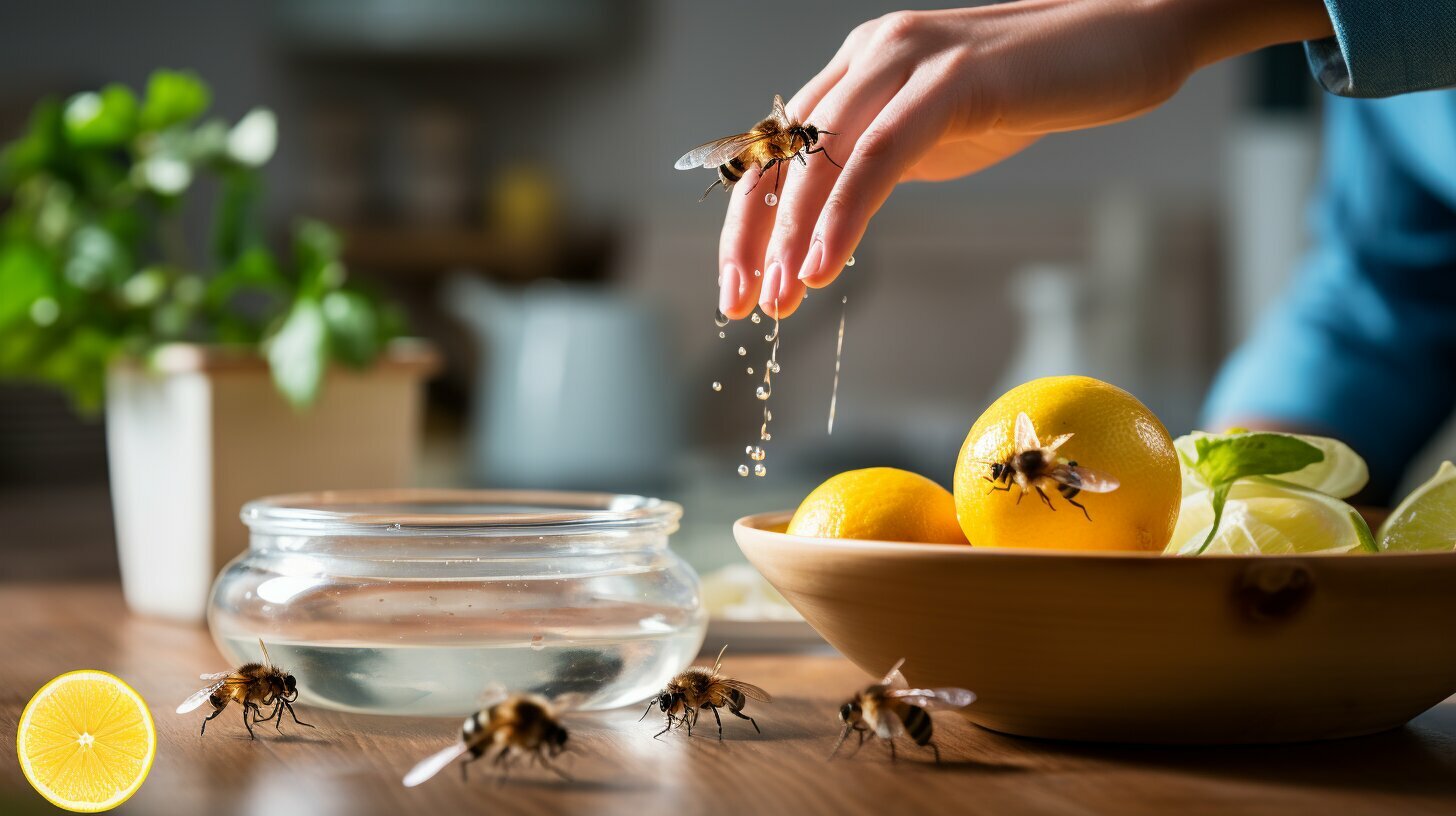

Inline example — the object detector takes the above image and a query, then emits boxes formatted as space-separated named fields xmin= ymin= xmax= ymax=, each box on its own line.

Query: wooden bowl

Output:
xmin=735 ymin=511 xmax=1456 ymax=744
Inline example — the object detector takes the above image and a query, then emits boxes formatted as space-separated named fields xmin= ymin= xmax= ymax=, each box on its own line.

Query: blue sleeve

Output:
xmin=1306 ymin=0 xmax=1456 ymax=97
xmin=1203 ymin=97 xmax=1456 ymax=501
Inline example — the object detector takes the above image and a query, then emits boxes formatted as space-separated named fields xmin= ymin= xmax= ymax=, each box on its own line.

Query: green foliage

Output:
xmin=1187 ymin=433 xmax=1325 ymax=555
xmin=0 ymin=69 xmax=401 ymax=411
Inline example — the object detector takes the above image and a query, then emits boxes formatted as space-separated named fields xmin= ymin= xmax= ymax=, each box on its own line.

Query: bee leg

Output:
xmin=744 ymin=159 xmax=779 ymax=195
xmin=985 ymin=481 xmax=1013 ymax=495
xmin=283 ymin=701 xmax=315 ymax=730
xmin=887 ymin=738 xmax=898 ymax=763
xmin=1034 ymin=486 xmax=1056 ymax=511
xmin=710 ymin=705 xmax=724 ymax=741
xmin=241 ymin=703 xmax=257 ymax=740
xmin=1066 ymin=496 xmax=1092 ymax=522
xmin=653 ymin=714 xmax=675 ymax=740
xmin=728 ymin=707 xmax=760 ymax=734
xmin=200 ymin=705 xmax=225 ymax=736
xmin=927 ymin=741 xmax=942 ymax=765
xmin=804 ymin=145 xmax=844 ymax=169
xmin=543 ymin=754 xmax=574 ymax=783
xmin=828 ymin=725 xmax=853 ymax=760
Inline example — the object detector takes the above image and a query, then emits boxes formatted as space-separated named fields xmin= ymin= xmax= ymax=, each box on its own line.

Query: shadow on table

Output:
xmin=1005 ymin=704 xmax=1456 ymax=797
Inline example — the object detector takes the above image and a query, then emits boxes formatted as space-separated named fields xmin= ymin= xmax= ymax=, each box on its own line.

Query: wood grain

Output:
xmin=4 ymin=583 xmax=1456 ymax=815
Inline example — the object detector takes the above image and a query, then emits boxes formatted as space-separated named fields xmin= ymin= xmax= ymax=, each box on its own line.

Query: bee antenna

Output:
xmin=818 ymin=129 xmax=838 ymax=136
xmin=638 ymin=699 xmax=657 ymax=722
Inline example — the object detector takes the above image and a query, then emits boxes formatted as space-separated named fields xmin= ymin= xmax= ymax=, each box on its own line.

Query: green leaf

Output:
xmin=266 ymin=298 xmax=328 ymax=408
xmin=0 ymin=242 xmax=56 ymax=329
xmin=0 ymin=100 xmax=64 ymax=187
xmin=63 ymin=85 xmax=138 ymax=147
xmin=292 ymin=219 xmax=344 ymax=296
xmin=1189 ymin=433 xmax=1325 ymax=555
xmin=139 ymin=69 xmax=211 ymax=131
xmin=212 ymin=169 xmax=262 ymax=265
xmin=322 ymin=290 xmax=380 ymax=367
xmin=1192 ymin=433 xmax=1324 ymax=489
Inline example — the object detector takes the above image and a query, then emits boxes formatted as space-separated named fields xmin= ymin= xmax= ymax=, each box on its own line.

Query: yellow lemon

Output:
xmin=17 ymin=670 xmax=156 ymax=813
xmin=953 ymin=376 xmax=1180 ymax=551
xmin=788 ymin=467 xmax=968 ymax=545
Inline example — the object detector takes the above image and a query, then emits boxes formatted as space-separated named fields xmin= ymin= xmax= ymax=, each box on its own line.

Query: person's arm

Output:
xmin=717 ymin=0 xmax=1334 ymax=319
xmin=1205 ymin=96 xmax=1456 ymax=502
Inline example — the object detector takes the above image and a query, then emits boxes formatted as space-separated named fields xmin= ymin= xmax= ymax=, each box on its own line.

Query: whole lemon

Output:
xmin=953 ymin=376 xmax=1179 ymax=551
xmin=788 ymin=467 xmax=968 ymax=545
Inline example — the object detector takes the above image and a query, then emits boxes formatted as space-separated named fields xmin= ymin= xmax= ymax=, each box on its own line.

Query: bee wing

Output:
xmin=176 ymin=680 xmax=228 ymax=714
xmin=403 ymin=742 xmax=471 ymax=788
xmin=769 ymin=94 xmax=791 ymax=126
xmin=887 ymin=687 xmax=977 ymax=711
xmin=867 ymin=703 xmax=906 ymax=739
xmin=476 ymin=683 xmax=509 ymax=711
xmin=199 ymin=671 xmax=231 ymax=681
xmin=674 ymin=132 xmax=773 ymax=170
xmin=1044 ymin=432 xmax=1075 ymax=452
xmin=1015 ymin=412 xmax=1040 ymax=451
xmin=1060 ymin=465 xmax=1121 ymax=493
xmin=720 ymin=679 xmax=772 ymax=702
xmin=879 ymin=658 xmax=908 ymax=689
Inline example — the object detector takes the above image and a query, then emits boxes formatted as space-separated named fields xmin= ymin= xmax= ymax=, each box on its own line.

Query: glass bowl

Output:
xmin=208 ymin=489 xmax=706 ymax=716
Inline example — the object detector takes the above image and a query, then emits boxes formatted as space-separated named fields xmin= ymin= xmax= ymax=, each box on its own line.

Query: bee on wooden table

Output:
xmin=830 ymin=659 xmax=975 ymax=763
xmin=403 ymin=691 xmax=575 ymax=787
xmin=675 ymin=94 xmax=841 ymax=200
xmin=641 ymin=645 xmax=770 ymax=740
xmin=981 ymin=411 xmax=1121 ymax=520
xmin=177 ymin=639 xmax=313 ymax=739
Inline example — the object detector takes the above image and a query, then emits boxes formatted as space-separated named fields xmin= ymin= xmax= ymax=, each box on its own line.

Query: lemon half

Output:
xmin=1166 ymin=477 xmax=1377 ymax=556
xmin=17 ymin=670 xmax=156 ymax=813
xmin=1379 ymin=461 xmax=1456 ymax=552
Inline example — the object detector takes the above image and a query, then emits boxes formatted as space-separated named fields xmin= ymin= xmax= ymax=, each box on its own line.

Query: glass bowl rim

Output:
xmin=241 ymin=488 xmax=682 ymax=537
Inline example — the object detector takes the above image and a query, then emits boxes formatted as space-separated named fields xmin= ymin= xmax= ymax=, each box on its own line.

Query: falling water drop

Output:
xmin=828 ymin=295 xmax=847 ymax=434
xmin=718 ymin=331 xmax=726 ymax=339
xmin=711 ymin=381 xmax=722 ymax=392
xmin=768 ymin=361 xmax=780 ymax=374
xmin=737 ymin=346 xmax=747 ymax=356
xmin=765 ymin=192 xmax=778 ymax=207
xmin=750 ymin=313 xmax=761 ymax=324
xmin=714 ymin=309 xmax=730 ymax=328
xmin=737 ymin=464 xmax=750 ymax=477
xmin=845 ymin=255 xmax=856 ymax=267
xmin=748 ymin=446 xmax=766 ymax=462
xmin=756 ymin=386 xmax=771 ymax=400
xmin=753 ymin=269 xmax=762 ymax=277
xmin=746 ymin=367 xmax=754 ymax=374
xmin=754 ymin=463 xmax=767 ymax=477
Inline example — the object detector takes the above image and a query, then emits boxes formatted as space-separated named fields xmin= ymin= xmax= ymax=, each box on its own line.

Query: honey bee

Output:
xmin=640 ymin=645 xmax=771 ymax=739
xmin=403 ymin=691 xmax=574 ymax=787
xmin=675 ymin=94 xmax=841 ymax=200
xmin=176 ymin=639 xmax=313 ymax=739
xmin=982 ymin=411 xmax=1121 ymax=520
xmin=830 ymin=659 xmax=975 ymax=763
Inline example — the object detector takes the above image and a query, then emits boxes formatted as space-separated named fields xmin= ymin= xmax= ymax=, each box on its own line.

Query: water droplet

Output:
xmin=754 ymin=463 xmax=767 ymax=477
xmin=750 ymin=313 xmax=761 ymax=324
xmin=714 ymin=309 xmax=730 ymax=328
xmin=842 ymin=295 xmax=848 ymax=304
xmin=711 ymin=381 xmax=722 ymax=392
xmin=389 ymin=522 xmax=402 ymax=531
xmin=769 ymin=361 xmax=780 ymax=374
xmin=765 ymin=192 xmax=778 ymax=207
xmin=766 ymin=410 xmax=773 ymax=421
xmin=756 ymin=386 xmax=771 ymax=400
xmin=761 ymin=429 xmax=772 ymax=441
xmin=737 ymin=346 xmax=747 ymax=356
xmin=530 ymin=634 xmax=545 ymax=651
xmin=718 ymin=331 xmax=726 ymax=339
xmin=753 ymin=269 xmax=761 ymax=277
xmin=846 ymin=255 xmax=856 ymax=267
xmin=746 ymin=367 xmax=754 ymax=374
xmin=737 ymin=464 xmax=750 ymax=477
xmin=748 ymin=446 xmax=766 ymax=461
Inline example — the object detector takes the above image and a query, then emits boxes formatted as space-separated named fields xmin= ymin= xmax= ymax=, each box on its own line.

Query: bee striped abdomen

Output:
xmin=719 ymin=156 xmax=747 ymax=185
xmin=727 ymin=688 xmax=747 ymax=711
xmin=900 ymin=705 xmax=934 ymax=746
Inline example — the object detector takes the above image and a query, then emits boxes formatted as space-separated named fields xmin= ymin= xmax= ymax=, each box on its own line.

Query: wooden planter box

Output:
xmin=106 ymin=340 xmax=437 ymax=622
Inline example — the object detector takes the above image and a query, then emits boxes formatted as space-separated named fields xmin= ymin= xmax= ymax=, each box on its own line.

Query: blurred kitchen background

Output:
xmin=0 ymin=0 xmax=1359 ymax=580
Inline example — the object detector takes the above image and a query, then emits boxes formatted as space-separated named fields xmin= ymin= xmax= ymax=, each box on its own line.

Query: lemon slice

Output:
xmin=1378 ymin=461 xmax=1456 ymax=552
xmin=1166 ymin=477 xmax=1377 ymax=555
xmin=1176 ymin=431 xmax=1369 ymax=498
xmin=17 ymin=670 xmax=156 ymax=812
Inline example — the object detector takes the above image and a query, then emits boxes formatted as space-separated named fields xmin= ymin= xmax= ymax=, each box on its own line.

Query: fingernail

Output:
xmin=719 ymin=265 xmax=740 ymax=314
xmin=762 ymin=261 xmax=783 ymax=309
xmin=798 ymin=241 xmax=824 ymax=281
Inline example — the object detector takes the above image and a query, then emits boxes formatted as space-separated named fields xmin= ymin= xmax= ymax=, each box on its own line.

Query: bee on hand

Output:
xmin=675 ymin=94 xmax=841 ymax=201
xmin=831 ymin=659 xmax=975 ymax=763
xmin=641 ymin=645 xmax=771 ymax=740
xmin=982 ymin=412 xmax=1121 ymax=520
xmin=176 ymin=639 xmax=313 ymax=739
xmin=403 ymin=691 xmax=578 ymax=787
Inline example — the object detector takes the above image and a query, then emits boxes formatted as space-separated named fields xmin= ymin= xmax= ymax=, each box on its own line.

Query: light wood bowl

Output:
xmin=736 ymin=511 xmax=1456 ymax=744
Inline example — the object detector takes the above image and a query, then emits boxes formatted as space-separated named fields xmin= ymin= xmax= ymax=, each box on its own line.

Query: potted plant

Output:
xmin=0 ymin=70 xmax=437 ymax=621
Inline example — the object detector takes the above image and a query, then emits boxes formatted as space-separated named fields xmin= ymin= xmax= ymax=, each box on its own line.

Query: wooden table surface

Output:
xmin=4 ymin=583 xmax=1456 ymax=816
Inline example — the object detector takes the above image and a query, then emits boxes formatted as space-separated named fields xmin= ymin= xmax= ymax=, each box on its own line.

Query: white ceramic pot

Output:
xmin=106 ymin=340 xmax=437 ymax=621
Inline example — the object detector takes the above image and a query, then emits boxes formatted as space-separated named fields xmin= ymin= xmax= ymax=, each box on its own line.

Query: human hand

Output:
xmin=715 ymin=0 xmax=1332 ymax=319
